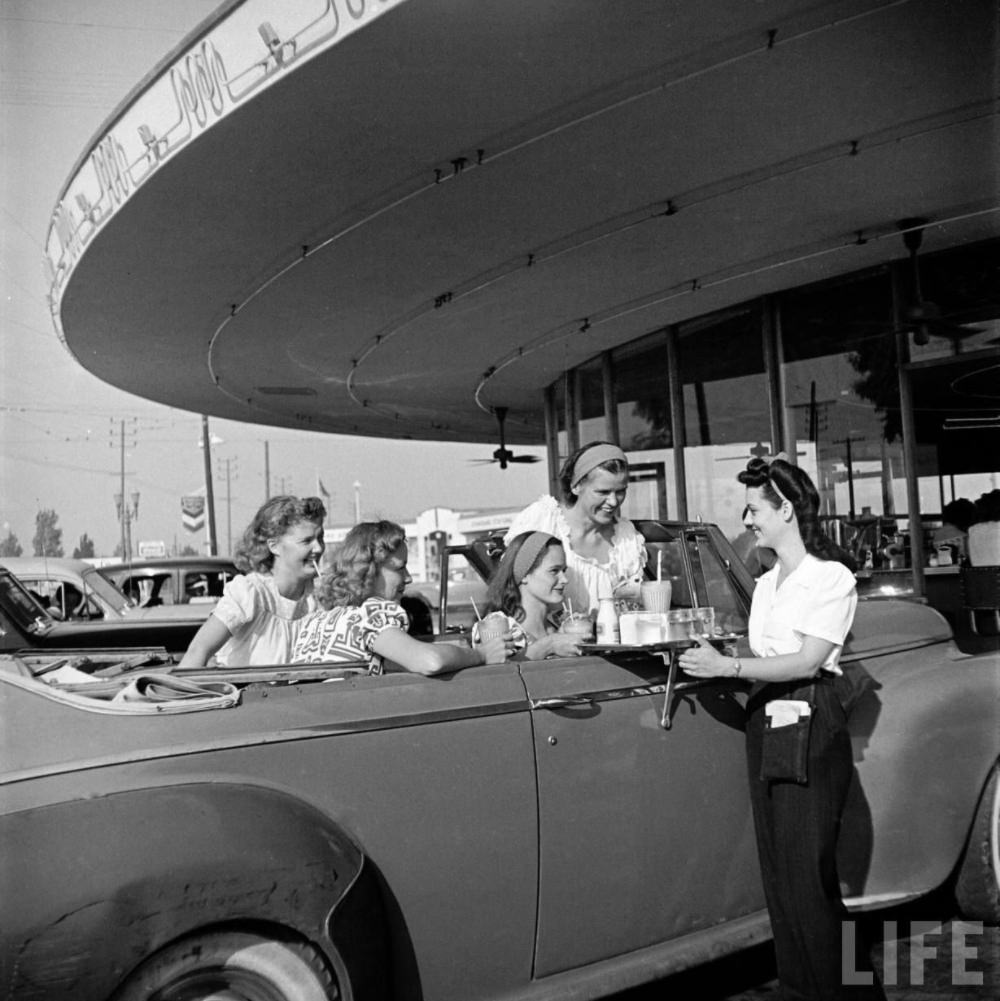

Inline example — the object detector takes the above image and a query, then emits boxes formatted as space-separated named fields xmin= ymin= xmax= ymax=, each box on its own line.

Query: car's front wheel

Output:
xmin=955 ymin=762 xmax=1000 ymax=925
xmin=111 ymin=929 xmax=339 ymax=1001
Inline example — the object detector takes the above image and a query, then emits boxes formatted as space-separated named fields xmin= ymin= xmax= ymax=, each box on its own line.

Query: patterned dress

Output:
xmin=292 ymin=597 xmax=410 ymax=674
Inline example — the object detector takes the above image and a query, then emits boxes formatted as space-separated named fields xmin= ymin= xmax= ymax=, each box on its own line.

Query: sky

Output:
xmin=0 ymin=0 xmax=548 ymax=558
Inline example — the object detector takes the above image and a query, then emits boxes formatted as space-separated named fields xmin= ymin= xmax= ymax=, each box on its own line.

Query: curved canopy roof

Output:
xmin=48 ymin=0 xmax=999 ymax=446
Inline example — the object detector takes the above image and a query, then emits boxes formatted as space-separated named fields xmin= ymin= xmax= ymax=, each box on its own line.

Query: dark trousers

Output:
xmin=746 ymin=678 xmax=885 ymax=1001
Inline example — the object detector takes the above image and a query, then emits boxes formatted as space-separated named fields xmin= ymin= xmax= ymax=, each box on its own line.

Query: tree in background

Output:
xmin=180 ymin=545 xmax=199 ymax=557
xmin=32 ymin=509 xmax=64 ymax=557
xmin=0 ymin=530 xmax=23 ymax=557
xmin=72 ymin=533 xmax=96 ymax=559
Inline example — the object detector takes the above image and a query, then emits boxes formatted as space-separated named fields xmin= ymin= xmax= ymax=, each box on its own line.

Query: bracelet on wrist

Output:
xmin=732 ymin=657 xmax=743 ymax=679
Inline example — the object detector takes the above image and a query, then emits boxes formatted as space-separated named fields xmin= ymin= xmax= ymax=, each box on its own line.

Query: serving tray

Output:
xmin=578 ymin=634 xmax=742 ymax=655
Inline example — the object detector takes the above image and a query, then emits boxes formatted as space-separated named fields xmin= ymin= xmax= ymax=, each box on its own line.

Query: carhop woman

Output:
xmin=679 ymin=455 xmax=885 ymax=1001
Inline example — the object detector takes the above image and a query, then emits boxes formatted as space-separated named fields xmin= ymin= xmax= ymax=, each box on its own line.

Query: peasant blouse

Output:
xmin=212 ymin=572 xmax=318 ymax=667
xmin=504 ymin=494 xmax=647 ymax=614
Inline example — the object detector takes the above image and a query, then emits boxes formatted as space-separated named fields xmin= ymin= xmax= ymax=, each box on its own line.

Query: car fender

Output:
xmin=0 ymin=781 xmax=385 ymax=1001
xmin=840 ymin=640 xmax=1000 ymax=908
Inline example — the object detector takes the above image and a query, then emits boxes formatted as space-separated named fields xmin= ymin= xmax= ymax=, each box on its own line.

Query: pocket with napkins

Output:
xmin=760 ymin=698 xmax=814 ymax=783
xmin=764 ymin=699 xmax=812 ymax=727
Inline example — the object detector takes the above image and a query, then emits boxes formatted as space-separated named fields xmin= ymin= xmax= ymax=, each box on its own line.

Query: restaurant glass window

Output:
xmin=903 ymin=239 xmax=1000 ymax=561
xmin=550 ymin=374 xmax=568 ymax=466
xmin=576 ymin=358 xmax=605 ymax=445
xmin=678 ymin=306 xmax=769 ymax=545
xmin=780 ymin=270 xmax=904 ymax=566
xmin=613 ymin=330 xmax=677 ymax=521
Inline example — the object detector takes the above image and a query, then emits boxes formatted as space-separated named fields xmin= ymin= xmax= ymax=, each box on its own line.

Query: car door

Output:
xmin=522 ymin=528 xmax=763 ymax=977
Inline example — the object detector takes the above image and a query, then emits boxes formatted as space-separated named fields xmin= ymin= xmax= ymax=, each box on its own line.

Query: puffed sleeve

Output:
xmin=614 ymin=519 xmax=648 ymax=578
xmin=212 ymin=573 xmax=261 ymax=635
xmin=503 ymin=496 xmax=560 ymax=545
xmin=359 ymin=599 xmax=410 ymax=652
xmin=799 ymin=563 xmax=857 ymax=646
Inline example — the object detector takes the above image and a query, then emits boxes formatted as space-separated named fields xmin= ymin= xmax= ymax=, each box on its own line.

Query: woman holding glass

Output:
xmin=474 ymin=531 xmax=585 ymax=660
xmin=679 ymin=456 xmax=882 ymax=1000
xmin=504 ymin=441 xmax=646 ymax=615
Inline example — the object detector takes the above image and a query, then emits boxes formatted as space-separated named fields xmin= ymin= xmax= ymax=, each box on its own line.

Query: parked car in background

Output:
xmin=0 ymin=566 xmax=202 ymax=655
xmin=101 ymin=556 xmax=239 ymax=611
xmin=1 ymin=520 xmax=996 ymax=1001
xmin=0 ymin=557 xmax=211 ymax=622
xmin=404 ymin=539 xmax=496 ymax=635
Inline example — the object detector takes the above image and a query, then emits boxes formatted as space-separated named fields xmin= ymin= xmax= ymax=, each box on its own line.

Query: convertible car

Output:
xmin=1 ymin=521 xmax=997 ymax=1001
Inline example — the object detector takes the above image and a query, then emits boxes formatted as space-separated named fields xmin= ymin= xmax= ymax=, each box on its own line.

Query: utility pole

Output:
xmin=112 ymin=419 xmax=139 ymax=560
xmin=118 ymin=419 xmax=126 ymax=559
xmin=353 ymin=481 xmax=361 ymax=523
xmin=201 ymin=415 xmax=218 ymax=556
xmin=217 ymin=455 xmax=238 ymax=556
xmin=263 ymin=440 xmax=271 ymax=500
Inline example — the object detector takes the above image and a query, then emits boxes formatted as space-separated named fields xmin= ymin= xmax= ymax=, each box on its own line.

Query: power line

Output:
xmin=0 ymin=450 xmax=118 ymax=477
xmin=1 ymin=316 xmax=59 ymax=340
xmin=0 ymin=273 xmax=50 ymax=312
xmin=0 ymin=15 xmax=189 ymax=34
xmin=1 ymin=207 xmax=45 ymax=250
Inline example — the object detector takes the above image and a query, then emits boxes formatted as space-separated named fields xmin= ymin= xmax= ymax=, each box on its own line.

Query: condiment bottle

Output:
xmin=596 ymin=596 xmax=620 ymax=644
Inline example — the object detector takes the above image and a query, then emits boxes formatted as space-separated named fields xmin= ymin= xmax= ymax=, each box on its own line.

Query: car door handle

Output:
xmin=530 ymin=695 xmax=596 ymax=710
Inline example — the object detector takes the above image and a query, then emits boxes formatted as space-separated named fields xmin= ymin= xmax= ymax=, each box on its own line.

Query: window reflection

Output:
xmin=679 ymin=308 xmax=768 ymax=542
xmin=576 ymin=358 xmax=605 ymax=445
xmin=781 ymin=270 xmax=906 ymax=560
xmin=614 ymin=331 xmax=678 ymax=522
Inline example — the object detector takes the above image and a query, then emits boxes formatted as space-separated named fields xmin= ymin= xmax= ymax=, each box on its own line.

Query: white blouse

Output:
xmin=748 ymin=554 xmax=857 ymax=676
xmin=504 ymin=494 xmax=647 ymax=614
xmin=212 ymin=572 xmax=317 ymax=667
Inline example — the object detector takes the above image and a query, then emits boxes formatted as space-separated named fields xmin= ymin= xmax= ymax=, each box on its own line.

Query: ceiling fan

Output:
xmin=469 ymin=407 xmax=542 ymax=470
xmin=897 ymin=218 xmax=986 ymax=349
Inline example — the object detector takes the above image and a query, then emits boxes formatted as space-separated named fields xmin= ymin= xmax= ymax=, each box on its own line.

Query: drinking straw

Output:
xmin=657 ymin=550 xmax=662 ymax=581
xmin=470 ymin=596 xmax=483 ymax=621
xmin=567 ymin=597 xmax=574 ymax=616
xmin=312 ymin=559 xmax=321 ymax=576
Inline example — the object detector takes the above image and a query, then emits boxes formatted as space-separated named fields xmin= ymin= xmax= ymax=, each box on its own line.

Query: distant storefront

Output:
xmin=325 ymin=506 xmax=524 ymax=583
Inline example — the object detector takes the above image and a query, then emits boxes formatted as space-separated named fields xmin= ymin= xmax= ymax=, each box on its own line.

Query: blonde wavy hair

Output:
xmin=316 ymin=520 xmax=406 ymax=609
xmin=233 ymin=495 xmax=326 ymax=573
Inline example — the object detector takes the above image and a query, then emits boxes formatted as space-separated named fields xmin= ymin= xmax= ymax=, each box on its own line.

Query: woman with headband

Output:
xmin=679 ymin=456 xmax=883 ymax=1000
xmin=503 ymin=441 xmax=646 ymax=614
xmin=293 ymin=520 xmax=508 ymax=675
xmin=475 ymin=532 xmax=584 ymax=659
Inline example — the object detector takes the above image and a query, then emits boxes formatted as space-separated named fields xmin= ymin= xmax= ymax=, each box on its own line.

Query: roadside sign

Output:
xmin=181 ymin=495 xmax=206 ymax=533
xmin=137 ymin=540 xmax=167 ymax=559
